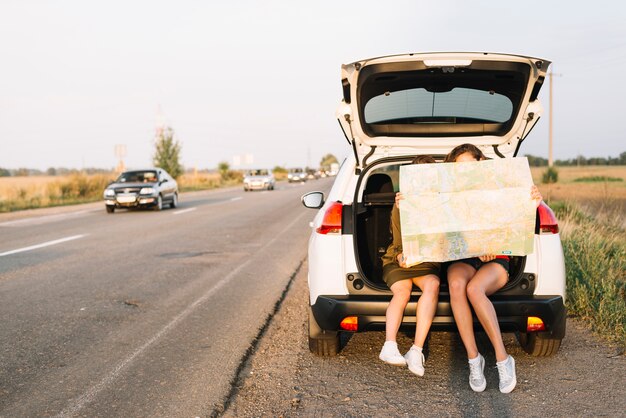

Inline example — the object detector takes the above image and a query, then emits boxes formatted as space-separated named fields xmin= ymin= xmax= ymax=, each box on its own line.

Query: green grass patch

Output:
xmin=542 ymin=166 xmax=559 ymax=184
xmin=552 ymin=200 xmax=626 ymax=352
xmin=573 ymin=175 xmax=623 ymax=183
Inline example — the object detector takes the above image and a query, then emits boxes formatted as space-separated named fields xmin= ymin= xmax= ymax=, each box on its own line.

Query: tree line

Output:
xmin=525 ymin=151 xmax=626 ymax=167
xmin=4 ymin=150 xmax=625 ymax=177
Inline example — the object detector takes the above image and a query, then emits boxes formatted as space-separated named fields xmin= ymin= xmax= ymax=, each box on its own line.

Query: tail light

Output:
xmin=527 ymin=316 xmax=546 ymax=332
xmin=340 ymin=316 xmax=358 ymax=331
xmin=316 ymin=201 xmax=343 ymax=234
xmin=537 ymin=201 xmax=559 ymax=234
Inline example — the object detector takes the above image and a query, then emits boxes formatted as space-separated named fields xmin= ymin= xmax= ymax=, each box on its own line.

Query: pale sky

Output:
xmin=1 ymin=0 xmax=625 ymax=171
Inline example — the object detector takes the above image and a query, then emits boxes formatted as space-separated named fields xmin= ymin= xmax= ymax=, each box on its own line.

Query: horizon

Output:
xmin=2 ymin=150 xmax=625 ymax=175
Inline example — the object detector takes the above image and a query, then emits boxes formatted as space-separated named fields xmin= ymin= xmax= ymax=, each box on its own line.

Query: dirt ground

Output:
xmin=221 ymin=260 xmax=625 ymax=418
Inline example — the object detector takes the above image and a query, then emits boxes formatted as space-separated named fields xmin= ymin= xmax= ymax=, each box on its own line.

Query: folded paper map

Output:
xmin=399 ymin=158 xmax=536 ymax=265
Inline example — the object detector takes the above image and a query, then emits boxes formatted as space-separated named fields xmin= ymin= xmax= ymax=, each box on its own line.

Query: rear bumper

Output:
xmin=245 ymin=184 xmax=272 ymax=190
xmin=311 ymin=295 xmax=566 ymax=339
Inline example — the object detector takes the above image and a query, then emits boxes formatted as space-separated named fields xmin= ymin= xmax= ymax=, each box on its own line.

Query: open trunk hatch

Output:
xmin=338 ymin=52 xmax=550 ymax=159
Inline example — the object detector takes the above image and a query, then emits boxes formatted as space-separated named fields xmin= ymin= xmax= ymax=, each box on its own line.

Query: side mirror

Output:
xmin=301 ymin=191 xmax=325 ymax=209
xmin=160 ymin=178 xmax=168 ymax=184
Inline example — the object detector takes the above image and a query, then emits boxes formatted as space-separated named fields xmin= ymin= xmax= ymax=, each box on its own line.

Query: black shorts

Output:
xmin=382 ymin=262 xmax=441 ymax=288
xmin=451 ymin=256 xmax=510 ymax=276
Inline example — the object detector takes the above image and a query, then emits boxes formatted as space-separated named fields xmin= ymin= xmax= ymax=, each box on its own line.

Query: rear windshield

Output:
xmin=358 ymin=62 xmax=530 ymax=137
xmin=365 ymin=87 xmax=513 ymax=124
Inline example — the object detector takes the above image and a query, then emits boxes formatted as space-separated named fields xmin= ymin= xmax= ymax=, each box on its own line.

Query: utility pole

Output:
xmin=114 ymin=144 xmax=127 ymax=173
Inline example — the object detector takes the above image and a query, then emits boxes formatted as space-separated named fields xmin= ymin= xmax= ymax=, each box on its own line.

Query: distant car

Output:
xmin=103 ymin=168 xmax=178 ymax=213
xmin=306 ymin=169 xmax=321 ymax=180
xmin=287 ymin=168 xmax=307 ymax=183
xmin=243 ymin=169 xmax=275 ymax=191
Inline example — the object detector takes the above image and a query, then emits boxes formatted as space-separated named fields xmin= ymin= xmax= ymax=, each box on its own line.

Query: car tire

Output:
xmin=308 ymin=306 xmax=340 ymax=356
xmin=106 ymin=206 xmax=115 ymax=213
xmin=517 ymin=332 xmax=562 ymax=356
xmin=154 ymin=195 xmax=163 ymax=211
xmin=170 ymin=193 xmax=178 ymax=209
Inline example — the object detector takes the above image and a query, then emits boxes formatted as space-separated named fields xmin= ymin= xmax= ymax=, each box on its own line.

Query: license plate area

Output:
xmin=117 ymin=195 xmax=137 ymax=203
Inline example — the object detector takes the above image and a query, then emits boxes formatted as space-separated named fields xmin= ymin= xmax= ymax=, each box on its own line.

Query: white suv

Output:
xmin=302 ymin=52 xmax=566 ymax=357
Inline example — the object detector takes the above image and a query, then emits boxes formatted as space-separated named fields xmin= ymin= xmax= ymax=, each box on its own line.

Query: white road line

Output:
xmin=54 ymin=210 xmax=308 ymax=418
xmin=172 ymin=208 xmax=197 ymax=216
xmin=0 ymin=234 xmax=87 ymax=257
xmin=202 ymin=196 xmax=243 ymax=208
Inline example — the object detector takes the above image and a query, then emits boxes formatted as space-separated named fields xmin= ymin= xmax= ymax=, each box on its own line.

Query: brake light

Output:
xmin=316 ymin=201 xmax=343 ymax=234
xmin=340 ymin=316 xmax=358 ymax=331
xmin=527 ymin=316 xmax=546 ymax=332
xmin=537 ymin=202 xmax=559 ymax=234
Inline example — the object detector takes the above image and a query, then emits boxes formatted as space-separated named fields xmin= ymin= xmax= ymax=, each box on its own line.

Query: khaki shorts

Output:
xmin=382 ymin=262 xmax=441 ymax=288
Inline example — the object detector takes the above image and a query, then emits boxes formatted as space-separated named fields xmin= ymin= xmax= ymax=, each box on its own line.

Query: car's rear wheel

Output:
xmin=106 ymin=206 xmax=115 ymax=213
xmin=154 ymin=195 xmax=163 ymax=211
xmin=170 ymin=193 xmax=178 ymax=209
xmin=308 ymin=306 xmax=340 ymax=356
xmin=518 ymin=332 xmax=562 ymax=356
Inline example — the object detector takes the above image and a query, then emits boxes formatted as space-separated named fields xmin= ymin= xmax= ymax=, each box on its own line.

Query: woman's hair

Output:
xmin=411 ymin=155 xmax=436 ymax=164
xmin=444 ymin=143 xmax=486 ymax=163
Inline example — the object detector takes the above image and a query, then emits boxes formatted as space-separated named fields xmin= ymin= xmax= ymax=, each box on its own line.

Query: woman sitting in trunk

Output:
xmin=378 ymin=155 xmax=441 ymax=377
xmin=444 ymin=143 xmax=542 ymax=394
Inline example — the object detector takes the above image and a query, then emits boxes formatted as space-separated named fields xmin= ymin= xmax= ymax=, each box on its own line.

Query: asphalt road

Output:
xmin=0 ymin=179 xmax=332 ymax=417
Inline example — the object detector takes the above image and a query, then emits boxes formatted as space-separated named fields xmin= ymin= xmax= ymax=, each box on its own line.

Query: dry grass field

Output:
xmin=177 ymin=172 xmax=223 ymax=191
xmin=532 ymin=166 xmax=626 ymax=216
xmin=0 ymin=175 xmax=88 ymax=198
xmin=0 ymin=174 xmax=115 ymax=212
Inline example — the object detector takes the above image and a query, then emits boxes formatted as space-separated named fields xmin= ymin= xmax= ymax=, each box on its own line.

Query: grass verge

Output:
xmin=573 ymin=176 xmax=623 ymax=183
xmin=551 ymin=200 xmax=626 ymax=352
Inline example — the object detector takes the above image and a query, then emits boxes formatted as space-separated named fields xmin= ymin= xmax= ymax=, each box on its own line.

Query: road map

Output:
xmin=399 ymin=157 xmax=536 ymax=265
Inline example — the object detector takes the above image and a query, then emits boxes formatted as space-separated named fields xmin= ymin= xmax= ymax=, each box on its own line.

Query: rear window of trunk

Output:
xmin=357 ymin=61 xmax=530 ymax=138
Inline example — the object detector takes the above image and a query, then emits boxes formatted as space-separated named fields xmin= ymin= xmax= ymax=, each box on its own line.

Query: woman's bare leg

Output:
xmin=448 ymin=262 xmax=479 ymax=359
xmin=466 ymin=263 xmax=509 ymax=362
xmin=385 ymin=279 xmax=412 ymax=342
xmin=411 ymin=274 xmax=440 ymax=347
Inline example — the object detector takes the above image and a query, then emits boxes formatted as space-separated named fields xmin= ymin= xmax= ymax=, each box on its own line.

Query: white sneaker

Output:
xmin=404 ymin=346 xmax=425 ymax=376
xmin=468 ymin=354 xmax=486 ymax=392
xmin=497 ymin=355 xmax=517 ymax=393
xmin=379 ymin=341 xmax=406 ymax=366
